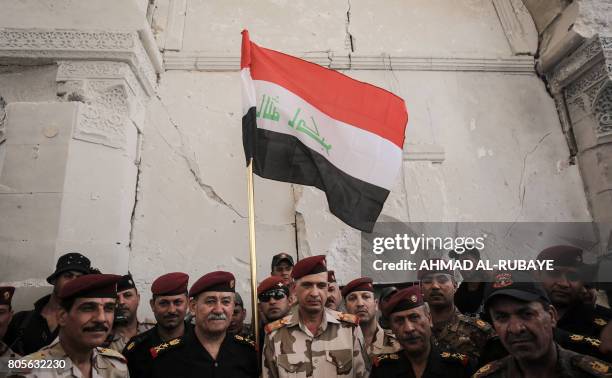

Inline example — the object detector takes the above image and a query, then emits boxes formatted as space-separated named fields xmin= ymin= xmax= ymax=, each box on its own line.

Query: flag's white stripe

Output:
xmin=241 ymin=69 xmax=402 ymax=190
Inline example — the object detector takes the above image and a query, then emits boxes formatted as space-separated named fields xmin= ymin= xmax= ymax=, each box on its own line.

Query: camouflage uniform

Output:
xmin=366 ymin=325 xmax=400 ymax=358
xmin=262 ymin=307 xmax=367 ymax=378
xmin=106 ymin=319 xmax=155 ymax=353
xmin=432 ymin=308 xmax=498 ymax=359
xmin=8 ymin=338 xmax=128 ymax=377
xmin=472 ymin=344 xmax=612 ymax=378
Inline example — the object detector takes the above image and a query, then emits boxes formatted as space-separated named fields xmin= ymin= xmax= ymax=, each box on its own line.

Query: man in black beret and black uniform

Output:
xmin=151 ymin=270 xmax=258 ymax=378
xmin=371 ymin=286 xmax=475 ymax=378
xmin=4 ymin=252 xmax=92 ymax=355
xmin=123 ymin=272 xmax=191 ymax=378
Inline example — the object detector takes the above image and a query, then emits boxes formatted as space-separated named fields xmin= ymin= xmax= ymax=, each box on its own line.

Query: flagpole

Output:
xmin=246 ymin=158 xmax=260 ymax=356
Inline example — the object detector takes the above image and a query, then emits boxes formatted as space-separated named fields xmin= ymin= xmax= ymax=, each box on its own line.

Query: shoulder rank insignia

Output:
xmin=573 ymin=354 xmax=612 ymax=376
xmin=149 ymin=337 xmax=181 ymax=359
xmin=234 ymin=334 xmax=256 ymax=348
xmin=265 ymin=316 xmax=290 ymax=334
xmin=570 ymin=334 xmax=601 ymax=348
xmin=337 ymin=312 xmax=359 ymax=325
xmin=475 ymin=319 xmax=491 ymax=330
xmin=472 ymin=360 xmax=504 ymax=378
xmin=98 ymin=347 xmax=127 ymax=362
xmin=126 ymin=341 xmax=136 ymax=351
xmin=594 ymin=318 xmax=608 ymax=327
xmin=372 ymin=353 xmax=399 ymax=367
xmin=440 ymin=351 xmax=469 ymax=366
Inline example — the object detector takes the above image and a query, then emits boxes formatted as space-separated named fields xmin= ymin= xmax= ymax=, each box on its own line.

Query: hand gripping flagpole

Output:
xmin=246 ymin=158 xmax=260 ymax=358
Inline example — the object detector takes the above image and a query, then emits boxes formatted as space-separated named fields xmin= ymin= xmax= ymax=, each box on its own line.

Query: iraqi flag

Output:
xmin=241 ymin=30 xmax=408 ymax=233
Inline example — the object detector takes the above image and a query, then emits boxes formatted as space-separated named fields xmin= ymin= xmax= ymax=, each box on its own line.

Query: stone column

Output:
xmin=0 ymin=28 xmax=161 ymax=307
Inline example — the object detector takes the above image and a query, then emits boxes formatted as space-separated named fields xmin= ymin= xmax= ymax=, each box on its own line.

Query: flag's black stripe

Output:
xmin=242 ymin=111 xmax=389 ymax=232
xmin=242 ymin=107 xmax=258 ymax=165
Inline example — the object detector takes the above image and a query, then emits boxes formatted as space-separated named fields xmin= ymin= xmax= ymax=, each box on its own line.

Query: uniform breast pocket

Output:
xmin=326 ymin=349 xmax=353 ymax=375
xmin=277 ymin=353 xmax=310 ymax=378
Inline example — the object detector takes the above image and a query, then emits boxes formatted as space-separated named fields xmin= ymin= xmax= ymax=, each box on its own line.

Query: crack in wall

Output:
xmin=128 ymin=131 xmax=143 ymax=250
xmin=505 ymin=131 xmax=552 ymax=237
xmin=345 ymin=0 xmax=355 ymax=65
xmin=155 ymin=95 xmax=246 ymax=219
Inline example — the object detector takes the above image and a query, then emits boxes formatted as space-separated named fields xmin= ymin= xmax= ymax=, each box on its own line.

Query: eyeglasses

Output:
xmin=258 ymin=289 xmax=287 ymax=303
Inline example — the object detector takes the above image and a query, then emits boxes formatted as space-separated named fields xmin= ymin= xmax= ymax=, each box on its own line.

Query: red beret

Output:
xmin=58 ymin=274 xmax=122 ymax=300
xmin=189 ymin=271 xmax=235 ymax=297
xmin=291 ymin=255 xmax=327 ymax=279
xmin=341 ymin=277 xmax=374 ymax=298
xmin=257 ymin=276 xmax=287 ymax=296
xmin=0 ymin=287 xmax=15 ymax=306
xmin=417 ymin=258 xmax=453 ymax=280
xmin=381 ymin=286 xmax=424 ymax=318
xmin=328 ymin=270 xmax=337 ymax=283
xmin=152 ymin=272 xmax=189 ymax=296
xmin=537 ymin=245 xmax=583 ymax=267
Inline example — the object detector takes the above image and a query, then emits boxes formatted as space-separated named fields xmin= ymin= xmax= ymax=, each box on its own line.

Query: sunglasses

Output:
xmin=258 ymin=289 xmax=287 ymax=303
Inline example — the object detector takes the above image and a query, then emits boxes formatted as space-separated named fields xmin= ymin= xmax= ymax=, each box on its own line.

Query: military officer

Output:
xmin=228 ymin=293 xmax=251 ymax=337
xmin=371 ymin=286 xmax=475 ymax=378
xmin=325 ymin=270 xmax=343 ymax=311
xmin=106 ymin=273 xmax=155 ymax=352
xmin=270 ymin=253 xmax=294 ymax=287
xmin=262 ymin=255 xmax=367 ymax=378
xmin=256 ymin=276 xmax=292 ymax=355
xmin=9 ymin=274 xmax=128 ymax=377
xmin=5 ymin=253 xmax=92 ymax=356
xmin=537 ymin=245 xmax=612 ymax=338
xmin=0 ymin=287 xmax=18 ymax=358
xmin=419 ymin=259 xmax=502 ymax=362
xmin=150 ymin=271 xmax=258 ymax=377
xmin=122 ymin=272 xmax=190 ymax=378
xmin=342 ymin=277 xmax=400 ymax=360
xmin=473 ymin=271 xmax=612 ymax=377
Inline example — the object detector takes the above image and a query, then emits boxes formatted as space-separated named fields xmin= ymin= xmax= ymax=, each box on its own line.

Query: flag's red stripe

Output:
xmin=245 ymin=43 xmax=407 ymax=149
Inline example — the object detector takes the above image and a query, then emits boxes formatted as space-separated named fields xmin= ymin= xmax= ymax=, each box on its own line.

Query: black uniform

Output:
xmin=122 ymin=326 xmax=163 ymax=378
xmin=151 ymin=327 xmax=258 ymax=378
xmin=3 ymin=295 xmax=58 ymax=356
xmin=371 ymin=345 xmax=475 ymax=378
xmin=558 ymin=303 xmax=612 ymax=338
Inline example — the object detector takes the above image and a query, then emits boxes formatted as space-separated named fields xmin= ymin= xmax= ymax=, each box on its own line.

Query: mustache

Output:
xmin=507 ymin=332 xmax=535 ymax=344
xmin=207 ymin=313 xmax=227 ymax=321
xmin=83 ymin=324 xmax=109 ymax=333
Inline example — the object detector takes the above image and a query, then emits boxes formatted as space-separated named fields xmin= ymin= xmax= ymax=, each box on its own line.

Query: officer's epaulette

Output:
xmin=124 ymin=331 xmax=150 ymax=354
xmin=371 ymin=352 xmax=400 ymax=367
xmin=594 ymin=317 xmax=608 ymax=327
xmin=149 ymin=337 xmax=181 ymax=359
xmin=568 ymin=333 xmax=602 ymax=348
xmin=98 ymin=347 xmax=127 ymax=362
xmin=336 ymin=312 xmax=359 ymax=326
xmin=264 ymin=315 xmax=291 ymax=334
xmin=440 ymin=351 xmax=469 ymax=366
xmin=472 ymin=359 xmax=504 ymax=377
xmin=572 ymin=354 xmax=612 ymax=376
xmin=234 ymin=334 xmax=256 ymax=349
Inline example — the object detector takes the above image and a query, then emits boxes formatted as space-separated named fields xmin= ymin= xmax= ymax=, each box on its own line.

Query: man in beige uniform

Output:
xmin=342 ymin=277 xmax=400 ymax=360
xmin=105 ymin=273 xmax=154 ymax=352
xmin=10 ymin=274 xmax=128 ymax=377
xmin=262 ymin=255 xmax=367 ymax=378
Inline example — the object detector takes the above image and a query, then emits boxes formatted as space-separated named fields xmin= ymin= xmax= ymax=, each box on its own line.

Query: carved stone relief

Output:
xmin=594 ymin=82 xmax=612 ymax=137
xmin=56 ymin=61 xmax=146 ymax=149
